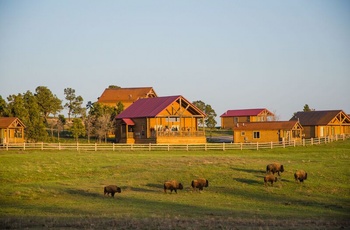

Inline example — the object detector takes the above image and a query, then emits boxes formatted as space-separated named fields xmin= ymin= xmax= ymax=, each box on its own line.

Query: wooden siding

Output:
xmin=115 ymin=96 xmax=206 ymax=144
xmin=98 ymin=87 xmax=157 ymax=109
xmin=233 ymin=121 xmax=303 ymax=143
xmin=0 ymin=117 xmax=25 ymax=144
xmin=221 ymin=109 xmax=275 ymax=129
xmin=291 ymin=110 xmax=350 ymax=138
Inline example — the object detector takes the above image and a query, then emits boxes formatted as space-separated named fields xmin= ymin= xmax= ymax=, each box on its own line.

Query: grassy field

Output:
xmin=0 ymin=140 xmax=349 ymax=229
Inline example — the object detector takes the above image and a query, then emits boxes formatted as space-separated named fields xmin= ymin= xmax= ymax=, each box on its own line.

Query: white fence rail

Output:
xmin=1 ymin=134 xmax=349 ymax=152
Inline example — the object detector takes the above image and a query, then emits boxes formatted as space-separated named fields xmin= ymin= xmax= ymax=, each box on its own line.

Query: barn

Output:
xmin=115 ymin=95 xmax=207 ymax=144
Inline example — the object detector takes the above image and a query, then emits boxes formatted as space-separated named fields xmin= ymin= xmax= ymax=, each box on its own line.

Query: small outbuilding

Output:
xmin=0 ymin=117 xmax=26 ymax=144
xmin=290 ymin=110 xmax=350 ymax=138
xmin=232 ymin=121 xmax=303 ymax=143
xmin=115 ymin=95 xmax=207 ymax=144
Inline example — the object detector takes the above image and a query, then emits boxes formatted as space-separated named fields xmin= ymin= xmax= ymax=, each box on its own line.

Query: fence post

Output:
xmin=77 ymin=142 xmax=79 ymax=151
xmin=303 ymin=139 xmax=305 ymax=146
xmin=293 ymin=140 xmax=296 ymax=147
xmin=318 ymin=137 xmax=321 ymax=145
xmin=223 ymin=143 xmax=225 ymax=151
xmin=205 ymin=143 xmax=207 ymax=151
xmin=186 ymin=144 xmax=189 ymax=151
xmin=256 ymin=142 xmax=259 ymax=150
xmin=270 ymin=141 xmax=273 ymax=149
xmin=58 ymin=142 xmax=61 ymax=151
xmin=240 ymin=142 xmax=243 ymax=150
xmin=149 ymin=143 xmax=151 ymax=151
xmin=23 ymin=142 xmax=25 ymax=151
xmin=6 ymin=142 xmax=8 ymax=151
xmin=283 ymin=139 xmax=285 ymax=148
xmin=41 ymin=142 xmax=44 ymax=150
xmin=168 ymin=144 xmax=170 ymax=151
xmin=343 ymin=134 xmax=345 ymax=140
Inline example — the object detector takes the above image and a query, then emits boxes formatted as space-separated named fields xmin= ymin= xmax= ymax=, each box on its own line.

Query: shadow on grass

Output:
xmin=65 ymin=188 xmax=102 ymax=198
xmin=233 ymin=177 xmax=261 ymax=185
xmin=231 ymin=167 xmax=265 ymax=174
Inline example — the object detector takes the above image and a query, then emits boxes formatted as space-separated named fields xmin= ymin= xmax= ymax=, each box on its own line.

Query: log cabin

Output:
xmin=97 ymin=87 xmax=157 ymax=109
xmin=115 ymin=95 xmax=206 ymax=144
xmin=232 ymin=121 xmax=303 ymax=143
xmin=0 ymin=117 xmax=25 ymax=144
xmin=220 ymin=108 xmax=275 ymax=129
xmin=290 ymin=110 xmax=350 ymax=138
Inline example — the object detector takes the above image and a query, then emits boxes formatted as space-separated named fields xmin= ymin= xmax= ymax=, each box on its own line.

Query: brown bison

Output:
xmin=294 ymin=170 xmax=307 ymax=182
xmin=104 ymin=185 xmax=122 ymax=197
xmin=266 ymin=163 xmax=284 ymax=176
xmin=264 ymin=174 xmax=278 ymax=186
xmin=164 ymin=180 xmax=183 ymax=194
xmin=191 ymin=178 xmax=209 ymax=191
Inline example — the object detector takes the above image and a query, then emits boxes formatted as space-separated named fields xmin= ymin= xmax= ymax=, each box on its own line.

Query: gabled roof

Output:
xmin=220 ymin=108 xmax=274 ymax=117
xmin=116 ymin=95 xmax=206 ymax=119
xmin=233 ymin=121 xmax=302 ymax=131
xmin=290 ymin=110 xmax=350 ymax=126
xmin=0 ymin=117 xmax=26 ymax=128
xmin=97 ymin=87 xmax=157 ymax=103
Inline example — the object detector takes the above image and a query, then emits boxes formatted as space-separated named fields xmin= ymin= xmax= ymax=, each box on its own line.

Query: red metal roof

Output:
xmin=122 ymin=118 xmax=135 ymax=125
xmin=220 ymin=108 xmax=270 ymax=117
xmin=116 ymin=95 xmax=205 ymax=119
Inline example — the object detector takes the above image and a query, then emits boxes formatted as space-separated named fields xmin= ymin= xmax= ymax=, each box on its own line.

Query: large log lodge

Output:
xmin=115 ymin=95 xmax=207 ymax=144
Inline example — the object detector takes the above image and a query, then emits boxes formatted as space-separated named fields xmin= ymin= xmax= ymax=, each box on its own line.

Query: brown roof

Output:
xmin=233 ymin=121 xmax=301 ymax=131
xmin=97 ymin=87 xmax=157 ymax=103
xmin=0 ymin=117 xmax=25 ymax=128
xmin=290 ymin=110 xmax=350 ymax=126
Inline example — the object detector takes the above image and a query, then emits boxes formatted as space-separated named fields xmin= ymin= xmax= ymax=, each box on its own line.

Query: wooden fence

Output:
xmin=1 ymin=134 xmax=349 ymax=152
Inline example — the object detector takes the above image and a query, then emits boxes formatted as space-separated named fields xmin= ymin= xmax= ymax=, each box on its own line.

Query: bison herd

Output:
xmin=104 ymin=163 xmax=307 ymax=197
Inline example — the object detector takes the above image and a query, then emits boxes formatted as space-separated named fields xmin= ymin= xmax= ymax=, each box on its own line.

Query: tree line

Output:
xmin=0 ymin=86 xmax=217 ymax=143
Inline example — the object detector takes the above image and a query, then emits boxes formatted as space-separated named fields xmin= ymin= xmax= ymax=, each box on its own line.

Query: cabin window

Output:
xmin=292 ymin=130 xmax=300 ymax=138
xmin=15 ymin=129 xmax=22 ymax=138
xmin=234 ymin=117 xmax=239 ymax=123
xmin=241 ymin=131 xmax=245 ymax=136
xmin=253 ymin=131 xmax=260 ymax=139
xmin=166 ymin=117 xmax=178 ymax=122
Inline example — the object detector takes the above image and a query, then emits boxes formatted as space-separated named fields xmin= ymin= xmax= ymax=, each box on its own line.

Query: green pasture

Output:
xmin=0 ymin=140 xmax=349 ymax=229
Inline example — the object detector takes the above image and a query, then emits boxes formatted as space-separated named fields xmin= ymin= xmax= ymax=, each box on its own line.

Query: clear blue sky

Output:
xmin=1 ymin=0 xmax=349 ymax=124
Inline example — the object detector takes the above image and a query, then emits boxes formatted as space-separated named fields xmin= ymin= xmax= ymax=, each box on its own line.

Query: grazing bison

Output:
xmin=163 ymin=180 xmax=183 ymax=194
xmin=264 ymin=174 xmax=278 ymax=186
xmin=191 ymin=178 xmax=209 ymax=191
xmin=104 ymin=185 xmax=121 ymax=197
xmin=294 ymin=170 xmax=307 ymax=182
xmin=266 ymin=163 xmax=284 ymax=176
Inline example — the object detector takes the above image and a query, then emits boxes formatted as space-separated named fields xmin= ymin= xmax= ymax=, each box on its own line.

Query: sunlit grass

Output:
xmin=0 ymin=140 xmax=349 ymax=228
